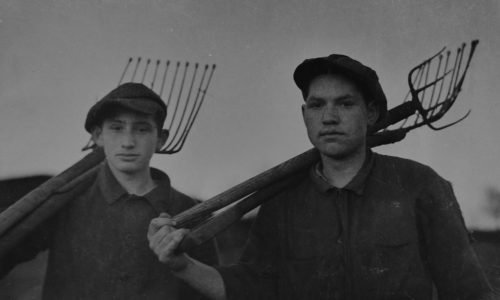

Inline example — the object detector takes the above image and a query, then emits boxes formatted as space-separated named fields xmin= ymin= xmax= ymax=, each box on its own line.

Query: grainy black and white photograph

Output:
xmin=1 ymin=1 xmax=499 ymax=299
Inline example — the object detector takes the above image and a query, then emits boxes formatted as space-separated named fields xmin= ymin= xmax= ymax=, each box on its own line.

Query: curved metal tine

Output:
xmin=168 ymin=64 xmax=216 ymax=154
xmin=425 ymin=53 xmax=444 ymax=117
xmin=424 ymin=51 xmax=460 ymax=122
xmin=425 ymin=41 xmax=478 ymax=130
xmin=407 ymin=61 xmax=429 ymax=126
xmin=406 ymin=41 xmax=477 ymax=131
xmin=440 ymin=46 xmax=462 ymax=112
xmin=408 ymin=45 xmax=447 ymax=114
xmin=150 ymin=60 xmax=161 ymax=89
xmin=167 ymin=64 xmax=210 ymax=153
xmin=411 ymin=50 xmax=452 ymax=125
xmin=166 ymin=62 xmax=181 ymax=108
xmin=163 ymin=63 xmax=199 ymax=152
xmin=413 ymin=55 xmax=452 ymax=122
xmin=427 ymin=52 xmax=451 ymax=118
xmin=141 ymin=58 xmax=152 ymax=84
xmin=443 ymin=44 xmax=466 ymax=110
xmin=165 ymin=62 xmax=189 ymax=134
xmin=131 ymin=57 xmax=142 ymax=82
xmin=397 ymin=75 xmax=421 ymax=130
xmin=118 ymin=57 xmax=133 ymax=85
xmin=81 ymin=138 xmax=96 ymax=151
xmin=159 ymin=60 xmax=171 ymax=98
xmin=400 ymin=42 xmax=462 ymax=133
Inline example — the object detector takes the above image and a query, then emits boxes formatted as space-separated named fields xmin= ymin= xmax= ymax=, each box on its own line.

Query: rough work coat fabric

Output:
xmin=1 ymin=163 xmax=219 ymax=300
xmin=218 ymin=151 xmax=494 ymax=300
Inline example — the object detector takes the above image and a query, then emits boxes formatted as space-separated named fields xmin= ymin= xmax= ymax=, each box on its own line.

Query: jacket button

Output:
xmin=337 ymin=238 xmax=343 ymax=244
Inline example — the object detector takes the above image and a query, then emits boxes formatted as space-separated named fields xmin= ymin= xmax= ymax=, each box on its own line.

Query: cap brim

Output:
xmin=110 ymin=98 xmax=164 ymax=115
xmin=84 ymin=98 xmax=166 ymax=132
xmin=294 ymin=57 xmax=371 ymax=93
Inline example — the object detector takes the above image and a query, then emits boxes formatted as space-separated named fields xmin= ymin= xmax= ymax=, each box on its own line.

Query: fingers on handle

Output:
xmin=148 ymin=213 xmax=174 ymax=236
xmin=157 ymin=229 xmax=188 ymax=262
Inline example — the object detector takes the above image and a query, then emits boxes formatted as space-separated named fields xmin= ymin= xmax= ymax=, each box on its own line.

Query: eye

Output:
xmin=305 ymin=99 xmax=323 ymax=109
xmin=135 ymin=125 xmax=154 ymax=134
xmin=108 ymin=124 xmax=123 ymax=131
xmin=339 ymin=100 xmax=355 ymax=108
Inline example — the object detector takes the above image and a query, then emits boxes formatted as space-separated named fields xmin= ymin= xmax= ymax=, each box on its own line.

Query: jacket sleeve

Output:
xmin=417 ymin=169 xmax=497 ymax=299
xmin=0 ymin=214 xmax=52 ymax=278
xmin=0 ymin=175 xmax=53 ymax=278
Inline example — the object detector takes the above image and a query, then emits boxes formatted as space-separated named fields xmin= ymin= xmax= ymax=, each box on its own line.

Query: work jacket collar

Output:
xmin=98 ymin=162 xmax=171 ymax=212
xmin=311 ymin=149 xmax=374 ymax=196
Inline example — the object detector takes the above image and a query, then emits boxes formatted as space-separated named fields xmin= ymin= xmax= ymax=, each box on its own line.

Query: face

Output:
xmin=93 ymin=110 xmax=166 ymax=176
xmin=302 ymin=74 xmax=378 ymax=161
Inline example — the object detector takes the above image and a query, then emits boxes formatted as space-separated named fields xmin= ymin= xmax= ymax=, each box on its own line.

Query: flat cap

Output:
xmin=85 ymin=82 xmax=167 ymax=132
xmin=293 ymin=54 xmax=387 ymax=123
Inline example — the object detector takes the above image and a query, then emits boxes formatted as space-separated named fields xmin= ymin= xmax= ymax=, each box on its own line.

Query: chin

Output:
xmin=110 ymin=161 xmax=145 ymax=175
xmin=316 ymin=143 xmax=358 ymax=160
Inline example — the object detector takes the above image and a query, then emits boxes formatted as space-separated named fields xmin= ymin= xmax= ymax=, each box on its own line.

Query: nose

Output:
xmin=322 ymin=104 xmax=340 ymax=124
xmin=121 ymin=130 xmax=136 ymax=149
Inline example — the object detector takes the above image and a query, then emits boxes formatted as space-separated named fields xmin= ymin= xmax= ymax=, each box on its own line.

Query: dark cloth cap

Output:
xmin=293 ymin=54 xmax=388 ymax=123
xmin=85 ymin=82 xmax=167 ymax=132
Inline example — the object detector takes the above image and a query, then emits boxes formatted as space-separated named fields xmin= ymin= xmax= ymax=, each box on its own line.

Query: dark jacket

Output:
xmin=218 ymin=151 xmax=494 ymax=300
xmin=1 ymin=162 xmax=219 ymax=300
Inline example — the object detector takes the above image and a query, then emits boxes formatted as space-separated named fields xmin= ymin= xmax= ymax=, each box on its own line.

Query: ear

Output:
xmin=366 ymin=102 xmax=380 ymax=127
xmin=156 ymin=129 xmax=169 ymax=151
xmin=91 ymin=127 xmax=104 ymax=147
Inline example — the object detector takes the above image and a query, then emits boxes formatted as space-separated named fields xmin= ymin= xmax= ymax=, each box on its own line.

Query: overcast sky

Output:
xmin=0 ymin=0 xmax=499 ymax=228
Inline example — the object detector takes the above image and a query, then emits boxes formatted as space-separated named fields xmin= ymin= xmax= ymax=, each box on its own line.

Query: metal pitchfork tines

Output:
xmin=83 ymin=57 xmax=216 ymax=154
xmin=368 ymin=40 xmax=479 ymax=146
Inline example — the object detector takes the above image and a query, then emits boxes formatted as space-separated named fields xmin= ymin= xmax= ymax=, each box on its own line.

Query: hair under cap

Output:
xmin=84 ymin=82 xmax=167 ymax=133
xmin=293 ymin=54 xmax=388 ymax=124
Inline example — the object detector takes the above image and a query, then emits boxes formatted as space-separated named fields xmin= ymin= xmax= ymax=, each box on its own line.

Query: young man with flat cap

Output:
xmin=0 ymin=83 xmax=219 ymax=299
xmin=148 ymin=56 xmax=496 ymax=300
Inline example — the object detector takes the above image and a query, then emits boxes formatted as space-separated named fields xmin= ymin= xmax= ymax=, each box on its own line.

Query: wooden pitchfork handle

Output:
xmin=0 ymin=148 xmax=105 ymax=237
xmin=0 ymin=163 xmax=102 ymax=257
xmin=172 ymin=99 xmax=418 ymax=230
xmin=175 ymin=123 xmax=413 ymax=252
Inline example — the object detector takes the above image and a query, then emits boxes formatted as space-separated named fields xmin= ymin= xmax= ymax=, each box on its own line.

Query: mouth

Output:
xmin=116 ymin=154 xmax=139 ymax=160
xmin=319 ymin=130 xmax=344 ymax=137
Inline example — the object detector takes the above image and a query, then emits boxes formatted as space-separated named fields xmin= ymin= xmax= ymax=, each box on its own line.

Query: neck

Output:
xmin=107 ymin=163 xmax=157 ymax=196
xmin=319 ymin=148 xmax=367 ymax=188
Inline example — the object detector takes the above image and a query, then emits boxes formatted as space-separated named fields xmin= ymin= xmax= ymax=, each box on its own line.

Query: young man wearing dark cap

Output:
xmin=0 ymin=83 xmax=219 ymax=299
xmin=148 ymin=56 xmax=496 ymax=300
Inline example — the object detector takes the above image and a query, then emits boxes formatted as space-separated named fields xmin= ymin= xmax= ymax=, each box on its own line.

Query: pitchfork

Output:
xmin=83 ymin=57 xmax=216 ymax=154
xmin=368 ymin=40 xmax=479 ymax=146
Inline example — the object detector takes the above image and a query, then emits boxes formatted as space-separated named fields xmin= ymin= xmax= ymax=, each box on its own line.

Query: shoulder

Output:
xmin=372 ymin=152 xmax=443 ymax=181
xmin=258 ymin=168 xmax=310 ymax=212
xmin=169 ymin=187 xmax=199 ymax=207
xmin=164 ymin=186 xmax=204 ymax=218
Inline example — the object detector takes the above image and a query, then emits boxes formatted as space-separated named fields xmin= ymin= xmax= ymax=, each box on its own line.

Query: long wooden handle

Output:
xmin=177 ymin=173 xmax=305 ymax=252
xmin=171 ymin=148 xmax=320 ymax=228
xmin=171 ymin=100 xmax=418 ymax=229
xmin=0 ymin=149 xmax=105 ymax=237
xmin=0 ymin=163 xmax=101 ymax=257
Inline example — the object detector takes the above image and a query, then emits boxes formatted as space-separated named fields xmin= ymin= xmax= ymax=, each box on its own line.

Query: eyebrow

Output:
xmin=307 ymin=94 xmax=354 ymax=102
xmin=107 ymin=119 xmax=155 ymax=126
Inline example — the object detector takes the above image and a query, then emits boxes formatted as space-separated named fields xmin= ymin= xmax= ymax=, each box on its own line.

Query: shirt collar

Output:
xmin=310 ymin=149 xmax=374 ymax=195
xmin=98 ymin=162 xmax=172 ymax=213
